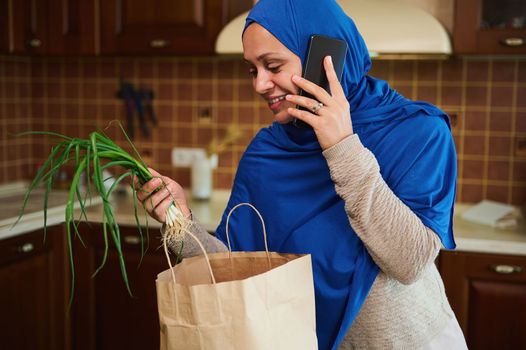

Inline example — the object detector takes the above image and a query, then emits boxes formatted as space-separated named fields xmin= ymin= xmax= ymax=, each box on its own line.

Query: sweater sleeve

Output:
xmin=161 ymin=217 xmax=228 ymax=258
xmin=323 ymin=134 xmax=442 ymax=285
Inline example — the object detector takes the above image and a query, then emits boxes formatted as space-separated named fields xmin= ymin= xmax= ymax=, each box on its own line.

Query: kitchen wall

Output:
xmin=0 ymin=56 xmax=525 ymax=205
xmin=0 ymin=56 xmax=33 ymax=183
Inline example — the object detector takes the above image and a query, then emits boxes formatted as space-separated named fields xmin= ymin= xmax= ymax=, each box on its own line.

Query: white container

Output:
xmin=191 ymin=153 xmax=218 ymax=200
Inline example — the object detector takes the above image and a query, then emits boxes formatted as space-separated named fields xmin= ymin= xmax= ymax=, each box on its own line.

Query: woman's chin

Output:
xmin=273 ymin=109 xmax=294 ymax=124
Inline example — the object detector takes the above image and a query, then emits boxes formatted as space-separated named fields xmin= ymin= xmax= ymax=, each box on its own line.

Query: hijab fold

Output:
xmin=214 ymin=1 xmax=457 ymax=349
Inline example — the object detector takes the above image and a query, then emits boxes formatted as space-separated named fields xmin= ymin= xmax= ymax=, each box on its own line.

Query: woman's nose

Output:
xmin=254 ymin=72 xmax=274 ymax=95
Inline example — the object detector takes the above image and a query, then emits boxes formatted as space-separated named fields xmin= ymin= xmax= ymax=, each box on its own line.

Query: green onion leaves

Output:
xmin=15 ymin=126 xmax=155 ymax=304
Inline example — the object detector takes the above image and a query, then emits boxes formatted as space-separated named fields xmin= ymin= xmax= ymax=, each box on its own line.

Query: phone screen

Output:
xmin=293 ymin=35 xmax=348 ymax=128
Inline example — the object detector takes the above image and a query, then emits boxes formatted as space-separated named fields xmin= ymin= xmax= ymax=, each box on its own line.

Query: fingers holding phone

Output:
xmin=323 ymin=55 xmax=347 ymax=104
xmin=292 ymin=34 xmax=347 ymax=128
xmin=287 ymin=60 xmax=353 ymax=150
xmin=286 ymin=35 xmax=353 ymax=149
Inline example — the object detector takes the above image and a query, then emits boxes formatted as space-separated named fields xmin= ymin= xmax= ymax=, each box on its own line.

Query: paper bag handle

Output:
xmin=163 ymin=227 xmax=217 ymax=285
xmin=225 ymin=203 xmax=271 ymax=267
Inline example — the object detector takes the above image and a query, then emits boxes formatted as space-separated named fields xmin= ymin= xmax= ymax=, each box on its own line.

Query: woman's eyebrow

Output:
xmin=244 ymin=52 xmax=282 ymax=64
xmin=256 ymin=52 xmax=279 ymax=61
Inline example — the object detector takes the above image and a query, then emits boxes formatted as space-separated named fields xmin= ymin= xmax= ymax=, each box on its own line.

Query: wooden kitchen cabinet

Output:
xmin=100 ymin=0 xmax=225 ymax=55
xmin=3 ymin=0 xmax=48 ymax=54
xmin=0 ymin=0 xmax=96 ymax=55
xmin=71 ymin=222 xmax=170 ymax=350
xmin=439 ymin=250 xmax=526 ymax=349
xmin=454 ymin=0 xmax=526 ymax=54
xmin=46 ymin=0 xmax=98 ymax=55
xmin=0 ymin=226 xmax=69 ymax=350
xmin=1 ymin=0 xmax=252 ymax=56
xmin=0 ymin=1 xmax=10 ymax=53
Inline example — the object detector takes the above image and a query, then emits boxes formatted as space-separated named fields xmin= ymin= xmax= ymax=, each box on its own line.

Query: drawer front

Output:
xmin=465 ymin=252 xmax=526 ymax=283
xmin=82 ymin=223 xmax=164 ymax=256
xmin=0 ymin=229 xmax=51 ymax=265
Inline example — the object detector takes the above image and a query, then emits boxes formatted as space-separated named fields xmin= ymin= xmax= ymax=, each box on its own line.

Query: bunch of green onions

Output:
xmin=14 ymin=124 xmax=187 ymax=304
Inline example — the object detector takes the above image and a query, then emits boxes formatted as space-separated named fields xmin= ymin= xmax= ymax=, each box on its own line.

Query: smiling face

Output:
xmin=242 ymin=23 xmax=302 ymax=124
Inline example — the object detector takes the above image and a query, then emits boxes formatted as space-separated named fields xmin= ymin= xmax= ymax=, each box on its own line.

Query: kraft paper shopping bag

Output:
xmin=156 ymin=203 xmax=317 ymax=350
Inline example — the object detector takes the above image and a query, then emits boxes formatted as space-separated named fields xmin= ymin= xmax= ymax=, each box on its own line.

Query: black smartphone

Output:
xmin=293 ymin=35 xmax=348 ymax=128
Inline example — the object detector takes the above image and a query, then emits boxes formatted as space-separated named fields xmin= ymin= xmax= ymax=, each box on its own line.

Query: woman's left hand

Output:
xmin=286 ymin=56 xmax=353 ymax=150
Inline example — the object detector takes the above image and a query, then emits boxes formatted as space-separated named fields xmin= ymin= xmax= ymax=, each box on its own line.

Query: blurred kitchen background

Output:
xmin=1 ymin=0 xmax=525 ymax=349
xmin=0 ymin=0 xmax=524 ymax=204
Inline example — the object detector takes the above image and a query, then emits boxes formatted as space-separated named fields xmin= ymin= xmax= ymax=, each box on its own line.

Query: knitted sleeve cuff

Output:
xmin=322 ymin=134 xmax=365 ymax=161
xmin=322 ymin=133 xmax=379 ymax=189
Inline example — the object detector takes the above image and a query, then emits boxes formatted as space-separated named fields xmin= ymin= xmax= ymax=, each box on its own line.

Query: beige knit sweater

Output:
xmin=324 ymin=134 xmax=455 ymax=349
xmin=166 ymin=133 xmax=456 ymax=349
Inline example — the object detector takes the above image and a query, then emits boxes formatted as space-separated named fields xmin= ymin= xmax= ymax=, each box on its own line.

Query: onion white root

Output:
xmin=162 ymin=203 xmax=192 ymax=255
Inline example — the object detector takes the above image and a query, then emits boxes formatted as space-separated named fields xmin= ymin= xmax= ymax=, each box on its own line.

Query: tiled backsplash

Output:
xmin=0 ymin=57 xmax=33 ymax=183
xmin=1 ymin=56 xmax=525 ymax=205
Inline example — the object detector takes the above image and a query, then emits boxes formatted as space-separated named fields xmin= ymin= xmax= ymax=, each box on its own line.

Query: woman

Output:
xmin=137 ymin=0 xmax=467 ymax=349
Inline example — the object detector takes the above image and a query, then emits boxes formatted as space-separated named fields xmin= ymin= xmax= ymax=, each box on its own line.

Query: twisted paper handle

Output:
xmin=225 ymin=203 xmax=271 ymax=269
xmin=163 ymin=225 xmax=216 ymax=285
xmin=163 ymin=202 xmax=272 ymax=285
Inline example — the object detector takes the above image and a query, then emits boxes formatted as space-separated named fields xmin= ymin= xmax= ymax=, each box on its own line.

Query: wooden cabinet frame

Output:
xmin=439 ymin=250 xmax=526 ymax=348
xmin=454 ymin=0 xmax=526 ymax=54
xmin=100 ymin=0 xmax=224 ymax=55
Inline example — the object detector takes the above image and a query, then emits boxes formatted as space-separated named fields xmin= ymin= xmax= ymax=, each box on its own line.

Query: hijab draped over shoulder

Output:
xmin=214 ymin=0 xmax=457 ymax=349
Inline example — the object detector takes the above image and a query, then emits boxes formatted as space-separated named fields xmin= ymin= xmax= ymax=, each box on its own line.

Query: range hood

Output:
xmin=215 ymin=0 xmax=452 ymax=59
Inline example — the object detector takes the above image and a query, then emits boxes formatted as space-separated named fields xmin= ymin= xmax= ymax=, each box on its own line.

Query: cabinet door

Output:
xmin=100 ymin=0 xmax=224 ymax=55
xmin=439 ymin=251 xmax=526 ymax=349
xmin=8 ymin=0 xmax=48 ymax=54
xmin=71 ymin=223 xmax=168 ymax=350
xmin=0 ymin=0 xmax=9 ymax=52
xmin=224 ymin=0 xmax=253 ymax=23
xmin=1 ymin=0 xmax=96 ymax=55
xmin=454 ymin=0 xmax=526 ymax=54
xmin=46 ymin=0 xmax=97 ymax=54
xmin=0 ymin=226 xmax=68 ymax=350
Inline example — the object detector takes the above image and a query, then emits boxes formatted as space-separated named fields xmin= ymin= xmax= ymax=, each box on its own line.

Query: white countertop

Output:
xmin=81 ymin=189 xmax=231 ymax=233
xmin=0 ymin=182 xmax=103 ymax=241
xmin=450 ymin=204 xmax=526 ymax=256
xmin=1 ymin=181 xmax=525 ymax=256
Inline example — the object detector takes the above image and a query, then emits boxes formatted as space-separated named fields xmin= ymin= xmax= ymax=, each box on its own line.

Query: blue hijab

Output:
xmin=214 ymin=0 xmax=457 ymax=349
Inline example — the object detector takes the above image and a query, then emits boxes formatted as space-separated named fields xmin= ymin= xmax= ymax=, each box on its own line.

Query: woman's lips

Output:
xmin=268 ymin=95 xmax=287 ymax=112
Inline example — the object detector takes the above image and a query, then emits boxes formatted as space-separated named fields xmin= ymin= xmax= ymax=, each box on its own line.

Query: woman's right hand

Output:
xmin=134 ymin=168 xmax=191 ymax=223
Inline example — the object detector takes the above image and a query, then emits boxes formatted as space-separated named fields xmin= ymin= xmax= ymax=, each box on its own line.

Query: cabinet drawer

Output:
xmin=81 ymin=223 xmax=164 ymax=255
xmin=0 ymin=229 xmax=51 ymax=265
xmin=444 ymin=251 xmax=526 ymax=283
xmin=453 ymin=0 xmax=526 ymax=54
xmin=99 ymin=0 xmax=225 ymax=55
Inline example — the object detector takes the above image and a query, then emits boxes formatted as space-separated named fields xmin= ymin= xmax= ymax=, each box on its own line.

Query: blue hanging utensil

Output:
xmin=117 ymin=81 xmax=150 ymax=139
xmin=117 ymin=81 xmax=137 ymax=139
xmin=139 ymin=88 xmax=158 ymax=126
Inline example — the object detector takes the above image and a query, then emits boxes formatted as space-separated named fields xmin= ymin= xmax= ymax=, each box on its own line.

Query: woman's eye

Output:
xmin=268 ymin=66 xmax=281 ymax=73
xmin=248 ymin=68 xmax=257 ymax=77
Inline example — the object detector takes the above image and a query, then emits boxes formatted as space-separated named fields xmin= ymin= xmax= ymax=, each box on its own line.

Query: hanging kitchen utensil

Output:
xmin=139 ymin=88 xmax=158 ymax=126
xmin=117 ymin=80 xmax=152 ymax=139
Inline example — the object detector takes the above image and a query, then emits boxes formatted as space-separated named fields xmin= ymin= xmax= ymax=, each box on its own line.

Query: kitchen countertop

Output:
xmin=450 ymin=204 xmax=526 ymax=256
xmin=1 ymin=182 xmax=525 ymax=256
xmin=0 ymin=181 xmax=103 ymax=241
xmin=81 ymin=189 xmax=232 ymax=233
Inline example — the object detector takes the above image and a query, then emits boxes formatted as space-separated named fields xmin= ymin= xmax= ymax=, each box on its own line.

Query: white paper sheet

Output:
xmin=461 ymin=200 xmax=516 ymax=228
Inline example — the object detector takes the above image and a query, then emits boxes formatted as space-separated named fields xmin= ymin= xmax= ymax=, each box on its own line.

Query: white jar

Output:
xmin=191 ymin=153 xmax=218 ymax=200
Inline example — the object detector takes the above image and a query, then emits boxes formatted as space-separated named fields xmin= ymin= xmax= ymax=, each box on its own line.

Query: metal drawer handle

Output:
xmin=124 ymin=236 xmax=141 ymax=245
xmin=500 ymin=37 xmax=524 ymax=47
xmin=150 ymin=39 xmax=169 ymax=48
xmin=491 ymin=264 xmax=523 ymax=274
xmin=28 ymin=38 xmax=42 ymax=48
xmin=18 ymin=243 xmax=34 ymax=253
